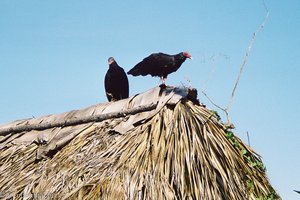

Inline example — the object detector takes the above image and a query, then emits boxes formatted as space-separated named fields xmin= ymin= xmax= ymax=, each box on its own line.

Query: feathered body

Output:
xmin=127 ymin=52 xmax=192 ymax=83
xmin=104 ymin=58 xmax=129 ymax=101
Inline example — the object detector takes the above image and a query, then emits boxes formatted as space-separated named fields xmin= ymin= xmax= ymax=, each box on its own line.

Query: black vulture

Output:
xmin=127 ymin=52 xmax=192 ymax=84
xmin=104 ymin=57 xmax=129 ymax=101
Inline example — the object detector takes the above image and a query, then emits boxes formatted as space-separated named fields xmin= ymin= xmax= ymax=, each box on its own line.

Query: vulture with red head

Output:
xmin=127 ymin=52 xmax=192 ymax=84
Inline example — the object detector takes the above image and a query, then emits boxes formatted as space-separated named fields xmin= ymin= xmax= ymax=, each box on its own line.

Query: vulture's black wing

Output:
xmin=105 ymin=64 xmax=129 ymax=101
xmin=128 ymin=53 xmax=174 ymax=77
xmin=104 ymin=69 xmax=114 ymax=101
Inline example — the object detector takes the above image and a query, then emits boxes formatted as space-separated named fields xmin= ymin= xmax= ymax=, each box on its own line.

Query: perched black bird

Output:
xmin=104 ymin=57 xmax=129 ymax=101
xmin=127 ymin=52 xmax=192 ymax=84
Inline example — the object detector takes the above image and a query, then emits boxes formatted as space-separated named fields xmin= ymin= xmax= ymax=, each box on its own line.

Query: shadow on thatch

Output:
xmin=0 ymin=86 xmax=280 ymax=199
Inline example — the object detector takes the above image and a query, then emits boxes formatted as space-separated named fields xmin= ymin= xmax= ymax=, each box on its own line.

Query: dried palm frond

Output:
xmin=0 ymin=86 xmax=280 ymax=199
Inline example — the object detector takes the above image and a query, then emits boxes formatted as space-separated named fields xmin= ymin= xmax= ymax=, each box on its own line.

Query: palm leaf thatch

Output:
xmin=0 ymin=86 xmax=280 ymax=199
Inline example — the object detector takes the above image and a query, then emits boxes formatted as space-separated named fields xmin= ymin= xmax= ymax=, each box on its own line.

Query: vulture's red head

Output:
xmin=183 ymin=52 xmax=193 ymax=60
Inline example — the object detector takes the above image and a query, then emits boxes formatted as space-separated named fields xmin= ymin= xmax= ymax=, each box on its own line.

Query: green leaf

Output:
xmin=247 ymin=179 xmax=255 ymax=191
xmin=241 ymin=148 xmax=247 ymax=156
xmin=226 ymin=131 xmax=234 ymax=139
xmin=250 ymin=162 xmax=257 ymax=167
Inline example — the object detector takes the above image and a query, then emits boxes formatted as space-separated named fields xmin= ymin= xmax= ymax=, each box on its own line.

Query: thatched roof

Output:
xmin=0 ymin=86 xmax=279 ymax=199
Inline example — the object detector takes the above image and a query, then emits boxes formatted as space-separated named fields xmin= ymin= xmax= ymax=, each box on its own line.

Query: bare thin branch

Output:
xmin=202 ymin=91 xmax=225 ymax=111
xmin=247 ymin=131 xmax=251 ymax=147
xmin=202 ymin=2 xmax=270 ymax=125
xmin=227 ymin=10 xmax=270 ymax=111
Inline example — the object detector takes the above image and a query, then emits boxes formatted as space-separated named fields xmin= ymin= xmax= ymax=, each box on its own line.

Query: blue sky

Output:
xmin=0 ymin=0 xmax=299 ymax=199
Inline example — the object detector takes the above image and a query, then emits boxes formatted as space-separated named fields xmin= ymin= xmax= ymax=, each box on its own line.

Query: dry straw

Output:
xmin=0 ymin=86 xmax=280 ymax=199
